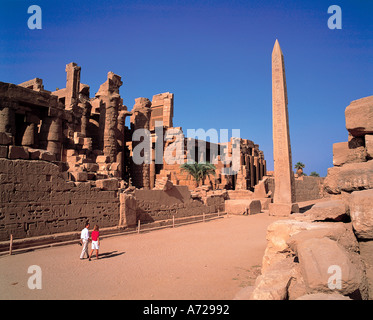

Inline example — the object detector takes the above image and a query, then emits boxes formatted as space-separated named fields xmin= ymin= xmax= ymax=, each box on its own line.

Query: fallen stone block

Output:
xmin=257 ymin=198 xmax=272 ymax=210
xmin=96 ymin=155 xmax=110 ymax=163
xmin=0 ymin=145 xmax=7 ymax=158
xmin=297 ymin=237 xmax=367 ymax=298
xmin=95 ymin=178 xmax=119 ymax=191
xmin=268 ymin=202 xmax=299 ymax=217
xmin=349 ymin=189 xmax=373 ymax=240
xmin=366 ymin=134 xmax=373 ymax=159
xmin=253 ymin=177 xmax=270 ymax=198
xmin=8 ymin=145 xmax=29 ymax=160
xmin=225 ymin=199 xmax=261 ymax=215
xmin=227 ymin=190 xmax=253 ymax=200
xmin=286 ymin=223 xmax=359 ymax=255
xmin=345 ymin=95 xmax=373 ymax=137
xmin=251 ymin=257 xmax=296 ymax=300
xmin=0 ymin=132 xmax=12 ymax=145
xmin=70 ymin=171 xmax=88 ymax=182
xmin=304 ymin=199 xmax=349 ymax=222
xmin=39 ymin=150 xmax=56 ymax=162
xmin=333 ymin=141 xmax=367 ymax=166
xmin=265 ymin=219 xmax=357 ymax=255
xmin=324 ymin=160 xmax=373 ymax=194
xmin=27 ymin=148 xmax=41 ymax=160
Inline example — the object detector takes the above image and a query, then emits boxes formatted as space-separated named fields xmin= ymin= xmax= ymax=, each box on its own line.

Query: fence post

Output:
xmin=137 ymin=220 xmax=140 ymax=234
xmin=9 ymin=234 xmax=13 ymax=255
xmin=203 ymin=212 xmax=205 ymax=222
xmin=173 ymin=215 xmax=175 ymax=228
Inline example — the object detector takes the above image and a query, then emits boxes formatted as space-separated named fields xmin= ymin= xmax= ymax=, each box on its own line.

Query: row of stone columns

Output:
xmin=0 ymin=98 xmax=64 ymax=160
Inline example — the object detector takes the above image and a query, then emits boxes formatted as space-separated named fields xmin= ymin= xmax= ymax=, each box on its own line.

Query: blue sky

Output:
xmin=1 ymin=0 xmax=372 ymax=176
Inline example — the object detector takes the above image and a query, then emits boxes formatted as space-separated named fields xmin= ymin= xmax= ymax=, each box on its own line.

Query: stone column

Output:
xmin=80 ymin=101 xmax=91 ymax=137
xmin=249 ymin=155 xmax=255 ymax=189
xmin=254 ymin=156 xmax=259 ymax=186
xmin=101 ymin=97 xmax=118 ymax=162
xmin=130 ymin=97 xmax=152 ymax=189
xmin=117 ymin=109 xmax=131 ymax=179
xmin=0 ymin=102 xmax=16 ymax=142
xmin=40 ymin=115 xmax=63 ymax=160
xmin=22 ymin=113 xmax=40 ymax=147
xmin=22 ymin=123 xmax=36 ymax=147
xmin=268 ymin=40 xmax=298 ymax=216
xmin=96 ymin=72 xmax=123 ymax=163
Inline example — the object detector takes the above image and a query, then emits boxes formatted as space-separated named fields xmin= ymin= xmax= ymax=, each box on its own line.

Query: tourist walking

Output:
xmin=80 ymin=221 xmax=90 ymax=260
xmin=89 ymin=225 xmax=100 ymax=261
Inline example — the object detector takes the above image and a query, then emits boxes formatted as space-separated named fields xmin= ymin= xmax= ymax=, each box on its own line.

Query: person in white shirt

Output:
xmin=80 ymin=222 xmax=90 ymax=260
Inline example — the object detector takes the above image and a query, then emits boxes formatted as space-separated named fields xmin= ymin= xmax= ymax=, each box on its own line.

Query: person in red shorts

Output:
xmin=89 ymin=225 xmax=100 ymax=261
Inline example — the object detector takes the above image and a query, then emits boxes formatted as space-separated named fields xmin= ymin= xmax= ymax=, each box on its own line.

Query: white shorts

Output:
xmin=91 ymin=241 xmax=99 ymax=250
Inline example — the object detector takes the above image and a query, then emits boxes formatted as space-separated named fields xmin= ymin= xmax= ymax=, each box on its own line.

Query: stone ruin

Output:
xmin=0 ymin=62 xmax=269 ymax=242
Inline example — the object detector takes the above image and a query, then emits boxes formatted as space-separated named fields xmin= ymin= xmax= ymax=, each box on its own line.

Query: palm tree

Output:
xmin=310 ymin=171 xmax=320 ymax=177
xmin=294 ymin=162 xmax=305 ymax=176
xmin=180 ymin=162 xmax=216 ymax=187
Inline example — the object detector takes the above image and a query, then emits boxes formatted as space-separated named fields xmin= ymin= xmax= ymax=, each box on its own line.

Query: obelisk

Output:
xmin=268 ymin=39 xmax=299 ymax=216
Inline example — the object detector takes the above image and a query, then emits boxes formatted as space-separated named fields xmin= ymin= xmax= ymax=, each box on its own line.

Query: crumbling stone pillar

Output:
xmin=130 ymin=97 xmax=152 ymax=189
xmin=65 ymin=62 xmax=81 ymax=110
xmin=96 ymin=72 xmax=123 ymax=163
xmin=117 ymin=109 xmax=132 ymax=179
xmin=79 ymin=101 xmax=91 ymax=137
xmin=150 ymin=92 xmax=174 ymax=130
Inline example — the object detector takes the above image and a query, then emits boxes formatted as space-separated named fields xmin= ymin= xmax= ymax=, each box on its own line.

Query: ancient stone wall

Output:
xmin=294 ymin=176 xmax=325 ymax=202
xmin=134 ymin=186 xmax=225 ymax=223
xmin=0 ymin=158 xmax=120 ymax=241
xmin=266 ymin=176 xmax=325 ymax=203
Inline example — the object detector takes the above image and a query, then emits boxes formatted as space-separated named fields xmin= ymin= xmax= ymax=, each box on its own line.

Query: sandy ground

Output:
xmin=0 ymin=213 xmax=281 ymax=300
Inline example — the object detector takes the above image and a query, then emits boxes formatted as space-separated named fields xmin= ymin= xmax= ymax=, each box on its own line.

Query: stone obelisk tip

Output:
xmin=272 ymin=39 xmax=283 ymax=56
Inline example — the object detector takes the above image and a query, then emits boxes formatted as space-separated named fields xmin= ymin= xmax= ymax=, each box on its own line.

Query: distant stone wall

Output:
xmin=294 ymin=176 xmax=325 ymax=202
xmin=135 ymin=186 xmax=225 ymax=223
xmin=266 ymin=176 xmax=325 ymax=203
xmin=0 ymin=159 xmax=120 ymax=241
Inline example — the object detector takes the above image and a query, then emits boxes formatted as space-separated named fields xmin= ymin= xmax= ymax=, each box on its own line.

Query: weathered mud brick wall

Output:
xmin=0 ymin=159 xmax=120 ymax=241
xmin=134 ymin=186 xmax=225 ymax=223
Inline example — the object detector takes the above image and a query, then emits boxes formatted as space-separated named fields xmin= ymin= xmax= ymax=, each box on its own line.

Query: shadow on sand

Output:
xmin=97 ymin=251 xmax=125 ymax=260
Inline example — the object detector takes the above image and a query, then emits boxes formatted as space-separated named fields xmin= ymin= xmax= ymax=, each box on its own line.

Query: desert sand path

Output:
xmin=0 ymin=214 xmax=281 ymax=300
